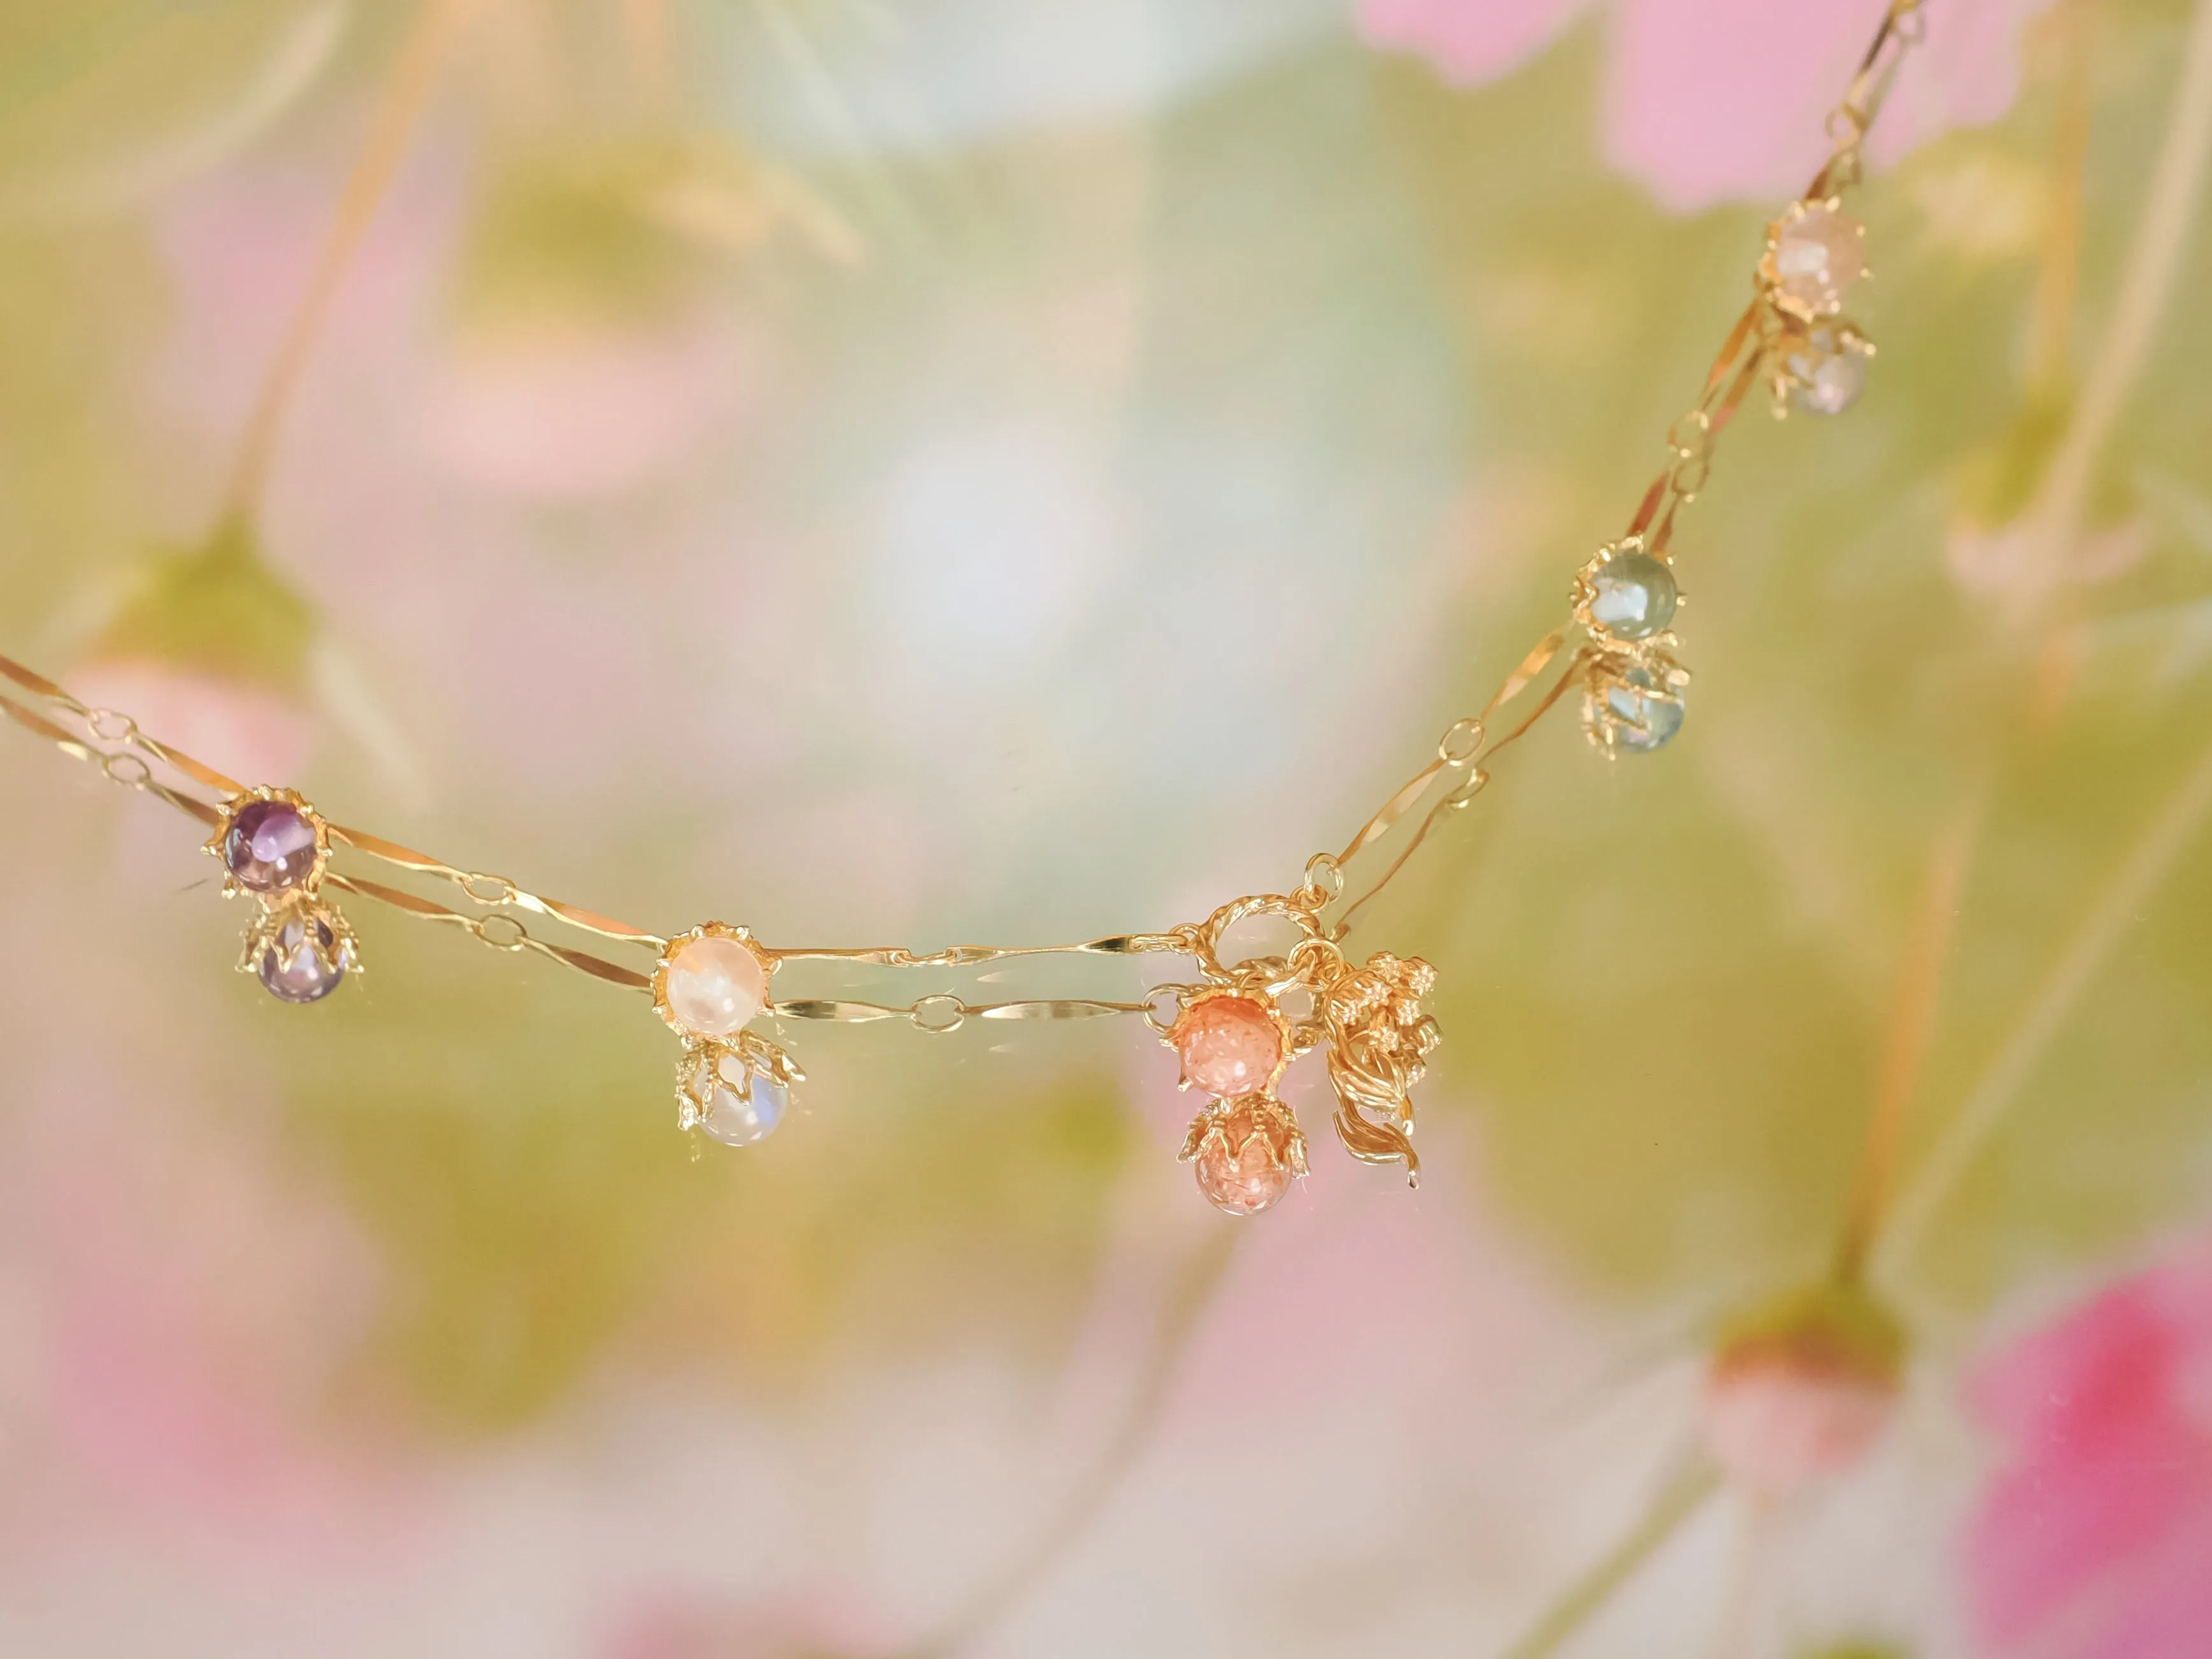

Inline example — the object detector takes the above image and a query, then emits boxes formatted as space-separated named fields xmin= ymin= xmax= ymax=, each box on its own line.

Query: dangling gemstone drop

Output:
xmin=1608 ymin=668 xmax=1684 ymax=751
xmin=1185 ymin=1097 xmax=1304 ymax=1216
xmin=694 ymin=1051 xmax=788 ymax=1148
xmin=256 ymin=914 xmax=352 ymax=1003
xmin=1587 ymin=664 xmax=1685 ymax=753
xmin=703 ymin=1057 xmax=792 ymax=1150
xmin=1785 ymin=327 xmax=1867 ymax=416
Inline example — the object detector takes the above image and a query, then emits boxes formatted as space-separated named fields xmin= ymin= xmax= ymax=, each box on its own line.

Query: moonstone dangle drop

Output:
xmin=653 ymin=922 xmax=802 ymax=1150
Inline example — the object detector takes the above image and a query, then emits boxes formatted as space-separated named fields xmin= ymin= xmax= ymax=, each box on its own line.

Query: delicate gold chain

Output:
xmin=1 ymin=2 xmax=1929 ymax=1164
xmin=1320 ymin=0 xmax=1927 ymax=932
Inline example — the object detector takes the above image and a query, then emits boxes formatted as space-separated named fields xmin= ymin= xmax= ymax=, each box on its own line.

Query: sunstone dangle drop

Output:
xmin=1181 ymin=1093 xmax=1308 ymax=1216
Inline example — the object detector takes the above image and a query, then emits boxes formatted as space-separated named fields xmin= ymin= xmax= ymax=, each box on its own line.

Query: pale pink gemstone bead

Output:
xmin=663 ymin=936 xmax=768 ymax=1036
xmin=1194 ymin=1104 xmax=1294 ymax=1216
xmin=1173 ymin=995 xmax=1285 ymax=1097
xmin=1700 ymin=1351 xmax=1898 ymax=1493
xmin=1771 ymin=205 xmax=1864 ymax=313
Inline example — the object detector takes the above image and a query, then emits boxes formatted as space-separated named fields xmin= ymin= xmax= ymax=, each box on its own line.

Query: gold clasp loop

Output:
xmin=1183 ymin=892 xmax=1327 ymax=983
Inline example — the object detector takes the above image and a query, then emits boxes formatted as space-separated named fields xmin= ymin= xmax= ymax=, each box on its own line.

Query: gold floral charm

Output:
xmin=653 ymin=922 xmax=801 ymax=1148
xmin=205 ymin=785 xmax=358 ymax=1003
xmin=1321 ymin=951 xmax=1439 ymax=1184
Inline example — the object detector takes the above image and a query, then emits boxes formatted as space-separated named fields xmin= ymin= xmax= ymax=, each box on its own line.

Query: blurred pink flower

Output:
xmin=1357 ymin=0 xmax=2054 ymax=210
xmin=599 ymin=1591 xmax=899 ymax=1659
xmin=1946 ymin=516 xmax=2152 ymax=599
xmin=69 ymin=658 xmax=311 ymax=785
xmin=1701 ymin=1349 xmax=1897 ymax=1494
xmin=1966 ymin=1237 xmax=2212 ymax=1659
xmin=1697 ymin=1279 xmax=1906 ymax=1495
xmin=427 ymin=314 xmax=760 ymax=501
xmin=2 ymin=1076 xmax=390 ymax=1551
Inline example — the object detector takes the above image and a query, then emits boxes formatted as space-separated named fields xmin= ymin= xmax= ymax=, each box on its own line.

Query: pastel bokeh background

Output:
xmin=3 ymin=1 xmax=2211 ymax=1655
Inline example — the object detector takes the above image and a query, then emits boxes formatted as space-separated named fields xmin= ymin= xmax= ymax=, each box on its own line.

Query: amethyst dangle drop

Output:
xmin=206 ymin=787 xmax=359 ymax=1004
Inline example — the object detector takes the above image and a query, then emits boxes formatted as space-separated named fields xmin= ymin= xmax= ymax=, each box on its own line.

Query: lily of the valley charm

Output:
xmin=1320 ymin=950 xmax=1439 ymax=1179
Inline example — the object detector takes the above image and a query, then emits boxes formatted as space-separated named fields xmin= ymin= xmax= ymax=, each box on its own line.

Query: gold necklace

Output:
xmin=0 ymin=0 xmax=1928 ymax=1216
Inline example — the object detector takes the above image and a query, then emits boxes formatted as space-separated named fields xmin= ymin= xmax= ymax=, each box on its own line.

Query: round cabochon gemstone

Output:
xmin=1788 ymin=331 xmax=1866 ymax=416
xmin=258 ymin=915 xmax=350 ymax=1004
xmin=701 ymin=1055 xmax=788 ymax=1148
xmin=1771 ymin=205 xmax=1864 ymax=313
xmin=1173 ymin=995 xmax=1285 ymax=1098
xmin=224 ymin=798 xmax=320 ymax=893
xmin=1587 ymin=551 xmax=1678 ymax=640
xmin=1604 ymin=667 xmax=1685 ymax=753
xmin=663 ymin=934 xmax=769 ymax=1037
xmin=1195 ymin=1104 xmax=1294 ymax=1216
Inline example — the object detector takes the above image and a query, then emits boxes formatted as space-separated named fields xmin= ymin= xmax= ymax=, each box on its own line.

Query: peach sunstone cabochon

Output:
xmin=1172 ymin=992 xmax=1290 ymax=1098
